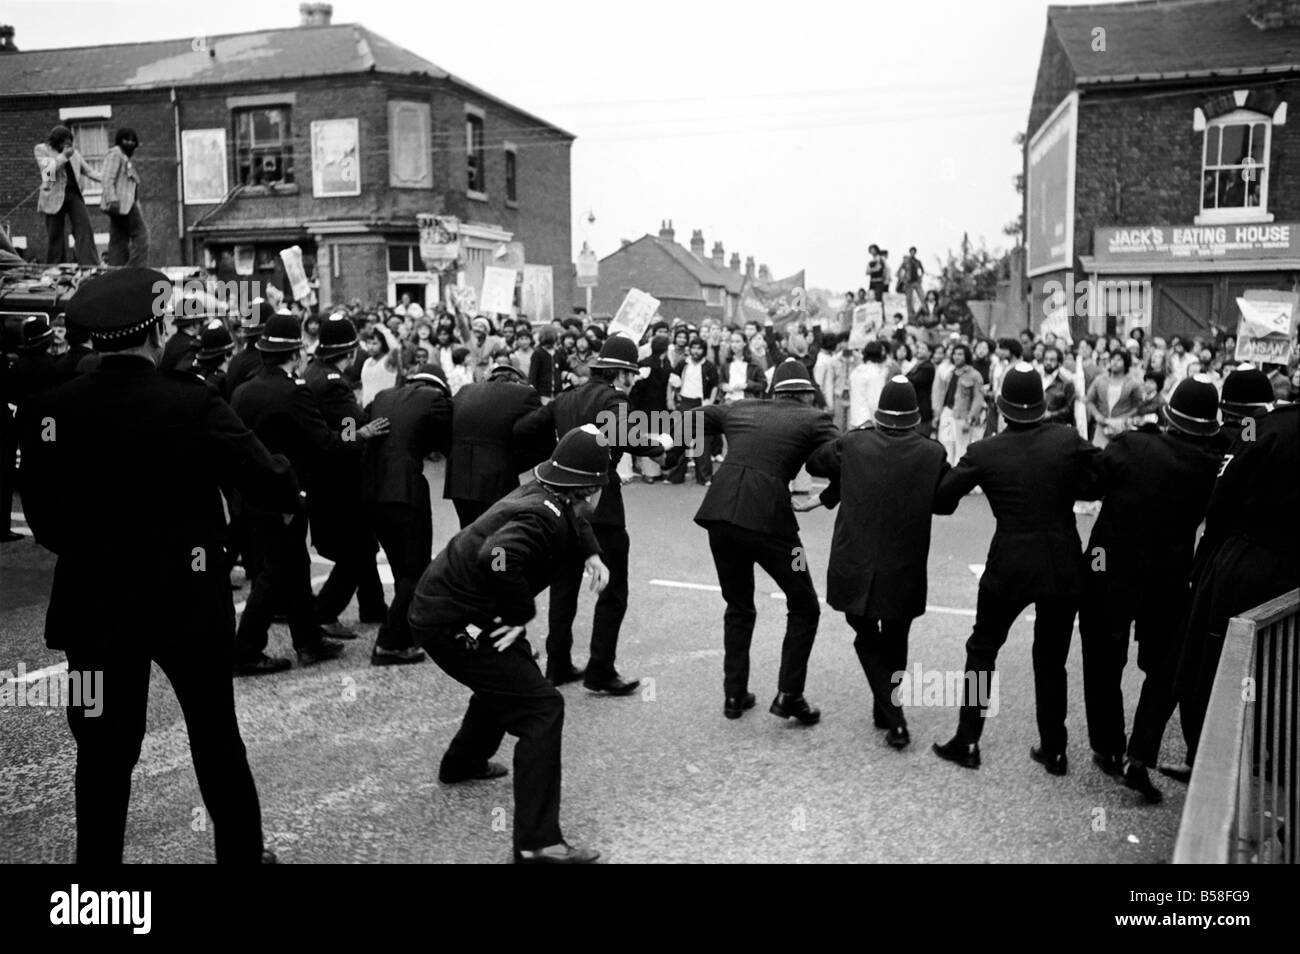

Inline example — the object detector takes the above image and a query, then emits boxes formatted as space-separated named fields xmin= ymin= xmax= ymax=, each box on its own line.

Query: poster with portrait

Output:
xmin=522 ymin=265 xmax=554 ymax=325
xmin=181 ymin=129 xmax=228 ymax=205
xmin=420 ymin=214 xmax=460 ymax=266
xmin=310 ymin=118 xmax=360 ymax=198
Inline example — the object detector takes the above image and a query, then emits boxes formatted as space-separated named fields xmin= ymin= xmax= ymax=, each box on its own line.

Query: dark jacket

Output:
xmin=906 ymin=358 xmax=936 ymax=426
xmin=158 ymin=330 xmax=199 ymax=373
xmin=230 ymin=364 xmax=346 ymax=506
xmin=1087 ymin=429 xmax=1221 ymax=584
xmin=303 ymin=357 xmax=371 ymax=558
xmin=53 ymin=344 xmax=99 ymax=383
xmin=527 ymin=347 xmax=565 ymax=399
xmin=717 ymin=358 xmax=768 ymax=403
xmin=409 ymin=481 xmax=601 ymax=631
xmin=672 ymin=357 xmax=719 ymax=405
xmin=934 ymin=422 xmax=1100 ymax=599
xmin=17 ymin=354 xmax=298 ymax=650
xmin=632 ymin=353 xmax=672 ymax=413
xmin=811 ymin=424 xmax=952 ymax=619
xmin=693 ymin=397 xmax=840 ymax=541
xmin=515 ymin=377 xmax=663 ymax=528
xmin=1042 ymin=371 xmax=1077 ymax=426
xmin=7 ymin=351 xmax=59 ymax=407
xmin=224 ymin=347 xmax=263 ymax=401
xmin=362 ymin=382 xmax=452 ymax=509
xmin=443 ymin=370 xmax=546 ymax=504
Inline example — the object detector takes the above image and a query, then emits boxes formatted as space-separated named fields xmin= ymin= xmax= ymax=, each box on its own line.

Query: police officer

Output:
xmin=795 ymin=375 xmax=953 ymax=747
xmin=932 ymin=362 xmax=1100 ymax=773
xmin=517 ymin=334 xmax=666 ymax=694
xmin=363 ymin=363 xmax=453 ymax=665
xmin=17 ymin=268 xmax=298 ymax=862
xmin=158 ymin=308 xmax=203 ymax=373
xmin=692 ymin=358 xmax=840 ymax=724
xmin=53 ymin=321 xmax=99 ymax=383
xmin=444 ymin=347 xmax=549 ymax=528
xmin=224 ymin=298 xmax=270 ymax=400
xmin=1079 ymin=376 xmax=1223 ymax=803
xmin=409 ymin=425 xmax=611 ymax=864
xmin=304 ymin=312 xmax=390 ymax=639
xmin=230 ymin=312 xmax=383 ymax=674
xmin=1177 ymin=399 xmax=1299 ymax=771
xmin=1216 ymin=363 xmax=1274 ymax=450
xmin=191 ymin=318 xmax=236 ymax=399
xmin=9 ymin=315 xmax=59 ymax=403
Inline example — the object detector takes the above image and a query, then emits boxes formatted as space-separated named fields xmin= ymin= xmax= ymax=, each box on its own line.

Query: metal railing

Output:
xmin=1174 ymin=588 xmax=1299 ymax=864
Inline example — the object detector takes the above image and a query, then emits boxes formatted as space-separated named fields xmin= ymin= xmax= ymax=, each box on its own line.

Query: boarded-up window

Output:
xmin=389 ymin=100 xmax=432 ymax=188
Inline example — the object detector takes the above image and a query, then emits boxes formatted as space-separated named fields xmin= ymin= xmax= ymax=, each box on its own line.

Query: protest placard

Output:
xmin=522 ymin=265 xmax=554 ymax=324
xmin=279 ymin=246 xmax=312 ymax=301
xmin=479 ymin=266 xmax=517 ymax=316
xmin=849 ymin=302 xmax=883 ymax=349
xmin=1235 ymin=292 xmax=1298 ymax=365
xmin=608 ymin=289 xmax=660 ymax=341
xmin=1041 ymin=306 xmax=1073 ymax=345
xmin=419 ymin=214 xmax=460 ymax=266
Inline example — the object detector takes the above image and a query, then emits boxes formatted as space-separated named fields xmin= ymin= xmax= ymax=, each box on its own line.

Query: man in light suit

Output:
xmin=34 ymin=125 xmax=101 ymax=266
xmin=100 ymin=127 xmax=149 ymax=267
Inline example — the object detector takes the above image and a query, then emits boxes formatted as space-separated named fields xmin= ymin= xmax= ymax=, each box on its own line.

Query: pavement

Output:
xmin=0 ymin=461 xmax=1186 ymax=863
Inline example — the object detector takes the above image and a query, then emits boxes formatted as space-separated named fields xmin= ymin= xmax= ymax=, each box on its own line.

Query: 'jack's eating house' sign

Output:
xmin=1091 ymin=223 xmax=1299 ymax=268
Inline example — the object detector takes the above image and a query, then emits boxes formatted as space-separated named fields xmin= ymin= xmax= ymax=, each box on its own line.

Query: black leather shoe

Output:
xmin=234 ymin=653 xmax=292 ymax=677
xmin=547 ymin=666 xmax=586 ymax=686
xmin=583 ymin=675 xmax=640 ymax=696
xmin=296 ymin=637 xmax=345 ymax=665
xmin=261 ymin=849 xmax=278 ymax=864
xmin=513 ymin=842 xmax=600 ymax=864
xmin=769 ymin=692 xmax=821 ymax=725
xmin=724 ymin=692 xmax=757 ymax=719
xmin=1 ymin=530 xmax=25 ymax=543
xmin=440 ymin=760 xmax=509 ymax=784
xmin=932 ymin=737 xmax=980 ymax=769
xmin=1157 ymin=761 xmax=1193 ymax=784
xmin=1124 ymin=763 xmax=1163 ymax=804
xmin=885 ymin=726 xmax=911 ymax=750
xmin=371 ymin=645 xmax=426 ymax=666
xmin=1093 ymin=751 xmax=1125 ymax=777
xmin=1030 ymin=745 xmax=1068 ymax=776
xmin=319 ymin=621 xmax=359 ymax=640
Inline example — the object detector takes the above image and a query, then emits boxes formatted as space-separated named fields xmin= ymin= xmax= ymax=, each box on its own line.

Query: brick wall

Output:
xmin=591 ymin=237 xmax=709 ymax=316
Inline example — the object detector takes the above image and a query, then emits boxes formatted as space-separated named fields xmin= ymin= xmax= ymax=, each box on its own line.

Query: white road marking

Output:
xmin=969 ymin=564 xmax=985 ymax=578
xmin=5 ymin=661 xmax=69 ymax=684
xmin=648 ymin=579 xmax=722 ymax=593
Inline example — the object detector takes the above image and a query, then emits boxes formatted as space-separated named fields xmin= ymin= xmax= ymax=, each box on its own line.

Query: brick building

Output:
xmin=1024 ymin=0 xmax=1300 ymax=342
xmin=0 ymin=4 xmax=574 ymax=313
xmin=590 ymin=220 xmax=774 ymax=324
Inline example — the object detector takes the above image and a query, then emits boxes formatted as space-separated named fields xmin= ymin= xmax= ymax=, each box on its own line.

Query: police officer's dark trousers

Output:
xmin=419 ymin=628 xmax=565 ymax=851
xmin=707 ymin=523 xmax=820 ymax=698
xmin=546 ymin=524 xmax=629 ymax=680
xmin=453 ymin=498 xmax=491 ymax=529
xmin=846 ymin=614 xmax=912 ymax=730
xmin=64 ymin=634 xmax=263 ymax=863
xmin=314 ymin=546 xmax=386 ymax=622
xmin=370 ymin=502 xmax=432 ymax=651
xmin=236 ymin=509 xmax=319 ymax=656
xmin=956 ymin=582 xmax=1077 ymax=753
xmin=1079 ymin=576 xmax=1185 ymax=765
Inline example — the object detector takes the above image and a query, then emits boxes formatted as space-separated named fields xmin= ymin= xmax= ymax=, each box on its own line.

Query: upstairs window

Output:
xmin=387 ymin=243 xmax=426 ymax=273
xmin=466 ymin=111 xmax=485 ymax=195
xmin=1201 ymin=110 xmax=1270 ymax=219
xmin=505 ymin=145 xmax=518 ymax=203
xmin=234 ymin=107 xmax=294 ymax=187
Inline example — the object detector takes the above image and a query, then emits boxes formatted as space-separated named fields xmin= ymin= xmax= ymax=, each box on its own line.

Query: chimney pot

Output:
xmin=744 ymin=256 xmax=755 ymax=278
xmin=0 ymin=25 xmax=17 ymax=53
xmin=711 ymin=241 xmax=725 ymax=268
xmin=299 ymin=3 xmax=334 ymax=27
xmin=729 ymin=252 xmax=741 ymax=272
xmin=658 ymin=220 xmax=676 ymax=243
xmin=690 ymin=229 xmax=705 ymax=257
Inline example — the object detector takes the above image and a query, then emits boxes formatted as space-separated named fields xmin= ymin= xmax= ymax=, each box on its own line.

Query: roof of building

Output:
xmin=601 ymin=234 xmax=746 ymax=295
xmin=0 ymin=22 xmax=573 ymax=137
xmin=1047 ymin=0 xmax=1300 ymax=84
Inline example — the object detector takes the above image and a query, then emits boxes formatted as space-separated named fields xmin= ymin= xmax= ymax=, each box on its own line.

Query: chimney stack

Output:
xmin=0 ymin=25 xmax=18 ymax=53
xmin=690 ymin=230 xmax=705 ymax=258
xmin=744 ymin=256 xmax=755 ymax=279
xmin=711 ymin=241 xmax=725 ymax=269
xmin=658 ymin=219 xmax=676 ymax=243
xmin=758 ymin=263 xmax=772 ymax=282
xmin=729 ymin=252 xmax=741 ymax=273
xmin=299 ymin=3 xmax=333 ymax=27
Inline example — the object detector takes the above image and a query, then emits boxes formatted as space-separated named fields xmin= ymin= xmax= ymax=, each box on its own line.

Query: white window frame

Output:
xmin=68 ymin=119 xmax=110 ymax=205
xmin=1196 ymin=108 xmax=1273 ymax=225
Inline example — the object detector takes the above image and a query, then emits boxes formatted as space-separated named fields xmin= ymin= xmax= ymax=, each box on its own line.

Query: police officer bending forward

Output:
xmin=408 ymin=425 xmax=611 ymax=864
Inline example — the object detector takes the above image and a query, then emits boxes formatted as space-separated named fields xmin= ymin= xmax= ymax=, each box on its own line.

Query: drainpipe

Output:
xmin=171 ymin=87 xmax=185 ymax=265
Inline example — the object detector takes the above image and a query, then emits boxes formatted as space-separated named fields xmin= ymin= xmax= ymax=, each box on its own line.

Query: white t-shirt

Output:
xmin=726 ymin=359 xmax=748 ymax=402
xmin=849 ymin=362 xmax=889 ymax=428
xmin=681 ymin=360 xmax=705 ymax=400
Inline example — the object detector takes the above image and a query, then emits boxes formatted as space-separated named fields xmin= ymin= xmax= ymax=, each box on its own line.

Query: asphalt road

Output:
xmin=0 ymin=463 xmax=1186 ymax=863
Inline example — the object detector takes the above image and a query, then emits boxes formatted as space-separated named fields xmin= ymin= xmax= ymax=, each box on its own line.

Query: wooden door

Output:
xmin=1154 ymin=280 xmax=1215 ymax=340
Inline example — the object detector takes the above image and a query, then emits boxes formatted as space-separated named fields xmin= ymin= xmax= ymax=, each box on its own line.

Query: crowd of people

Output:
xmin=2 ymin=262 xmax=1297 ymax=867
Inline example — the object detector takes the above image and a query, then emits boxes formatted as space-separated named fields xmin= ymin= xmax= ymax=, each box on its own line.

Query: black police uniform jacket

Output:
xmin=443 ymin=372 xmax=547 ymax=505
xmin=158 ymin=330 xmax=199 ymax=373
xmin=8 ymin=351 xmax=59 ymax=407
xmin=53 ymin=343 xmax=99 ymax=383
xmin=230 ymin=365 xmax=346 ymax=512
xmin=362 ymin=382 xmax=453 ymax=509
xmin=224 ymin=346 xmax=262 ymax=401
xmin=409 ymin=481 xmax=601 ymax=632
xmin=934 ymin=421 xmax=1100 ymax=599
xmin=17 ymin=354 xmax=299 ymax=650
xmin=301 ymin=358 xmax=374 ymax=559
xmin=1086 ymin=427 xmax=1221 ymax=587
xmin=515 ymin=378 xmax=664 ymax=529
xmin=809 ymin=423 xmax=953 ymax=619
xmin=692 ymin=397 xmax=840 ymax=541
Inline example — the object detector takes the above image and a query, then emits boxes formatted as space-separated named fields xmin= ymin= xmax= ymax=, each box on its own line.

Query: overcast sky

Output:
xmin=10 ymin=0 xmax=1097 ymax=289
